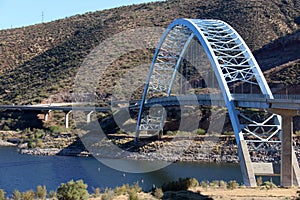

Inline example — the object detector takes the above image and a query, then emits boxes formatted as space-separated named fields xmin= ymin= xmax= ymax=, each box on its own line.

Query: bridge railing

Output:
xmin=232 ymin=93 xmax=300 ymax=101
xmin=273 ymin=94 xmax=300 ymax=100
xmin=232 ymin=94 xmax=271 ymax=100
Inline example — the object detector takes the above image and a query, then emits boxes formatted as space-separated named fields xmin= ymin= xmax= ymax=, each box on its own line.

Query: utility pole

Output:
xmin=42 ymin=11 xmax=44 ymax=23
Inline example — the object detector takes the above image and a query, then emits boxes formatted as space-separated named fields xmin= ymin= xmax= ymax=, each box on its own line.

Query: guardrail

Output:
xmin=1 ymin=93 xmax=299 ymax=112
xmin=232 ymin=94 xmax=300 ymax=100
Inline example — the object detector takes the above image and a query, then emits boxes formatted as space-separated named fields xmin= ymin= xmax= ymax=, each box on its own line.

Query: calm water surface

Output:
xmin=0 ymin=147 xmax=243 ymax=194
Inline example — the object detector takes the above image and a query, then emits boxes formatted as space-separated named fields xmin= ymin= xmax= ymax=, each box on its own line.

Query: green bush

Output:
xmin=112 ymin=182 xmax=142 ymax=199
xmin=114 ymin=184 xmax=128 ymax=196
xmin=22 ymin=190 xmax=35 ymax=200
xmin=127 ymin=189 xmax=139 ymax=200
xmin=153 ymin=188 xmax=163 ymax=199
xmin=189 ymin=178 xmax=199 ymax=188
xmin=57 ymin=180 xmax=89 ymax=200
xmin=36 ymin=139 xmax=44 ymax=148
xmin=101 ymin=188 xmax=114 ymax=200
xmin=219 ymin=180 xmax=227 ymax=189
xmin=48 ymin=190 xmax=57 ymax=199
xmin=210 ymin=180 xmax=219 ymax=188
xmin=36 ymin=185 xmax=47 ymax=199
xmin=227 ymin=180 xmax=239 ymax=190
xmin=263 ymin=181 xmax=277 ymax=190
xmin=222 ymin=131 xmax=234 ymax=135
xmin=49 ymin=126 xmax=64 ymax=134
xmin=200 ymin=181 xmax=208 ymax=189
xmin=194 ymin=128 xmax=206 ymax=135
xmin=13 ymin=189 xmax=21 ymax=200
xmin=256 ymin=177 xmax=263 ymax=187
xmin=166 ymin=131 xmax=176 ymax=136
xmin=162 ymin=177 xmax=199 ymax=192
xmin=92 ymin=188 xmax=101 ymax=198
xmin=27 ymin=139 xmax=37 ymax=148
xmin=131 ymin=182 xmax=142 ymax=193
xmin=3 ymin=125 xmax=10 ymax=131
xmin=0 ymin=189 xmax=5 ymax=200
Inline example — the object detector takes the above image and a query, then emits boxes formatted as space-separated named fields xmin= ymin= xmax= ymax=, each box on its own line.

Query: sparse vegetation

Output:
xmin=227 ymin=180 xmax=239 ymax=190
xmin=12 ymin=189 xmax=21 ymax=200
xmin=256 ymin=176 xmax=263 ymax=187
xmin=2 ymin=178 xmax=300 ymax=199
xmin=209 ymin=180 xmax=220 ymax=188
xmin=101 ymin=188 xmax=114 ymax=200
xmin=194 ymin=128 xmax=206 ymax=135
xmin=222 ymin=131 xmax=234 ymax=136
xmin=36 ymin=185 xmax=47 ymax=199
xmin=22 ymin=190 xmax=35 ymax=200
xmin=92 ymin=188 xmax=101 ymax=198
xmin=48 ymin=190 xmax=57 ymax=199
xmin=162 ymin=177 xmax=199 ymax=192
xmin=0 ymin=189 xmax=5 ymax=200
xmin=263 ymin=180 xmax=277 ymax=190
xmin=153 ymin=188 xmax=164 ymax=199
xmin=219 ymin=180 xmax=227 ymax=189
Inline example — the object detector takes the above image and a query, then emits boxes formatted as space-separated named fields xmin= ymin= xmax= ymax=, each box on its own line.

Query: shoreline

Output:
xmin=0 ymin=140 xmax=17 ymax=147
xmin=3 ymin=135 xmax=265 ymax=164
xmin=1 ymin=135 xmax=240 ymax=163
xmin=3 ymin=134 xmax=300 ymax=164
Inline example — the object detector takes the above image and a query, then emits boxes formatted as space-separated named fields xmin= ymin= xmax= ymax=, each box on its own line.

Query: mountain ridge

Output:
xmin=0 ymin=0 xmax=299 ymax=104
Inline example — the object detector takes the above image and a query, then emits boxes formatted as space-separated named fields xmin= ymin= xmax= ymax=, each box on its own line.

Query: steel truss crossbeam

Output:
xmin=135 ymin=18 xmax=298 ymax=186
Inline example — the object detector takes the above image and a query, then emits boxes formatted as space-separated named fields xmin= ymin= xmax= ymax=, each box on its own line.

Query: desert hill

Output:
xmin=0 ymin=0 xmax=299 ymax=104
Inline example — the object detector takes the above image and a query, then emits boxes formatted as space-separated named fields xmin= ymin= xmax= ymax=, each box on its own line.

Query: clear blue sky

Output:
xmin=0 ymin=0 xmax=162 ymax=30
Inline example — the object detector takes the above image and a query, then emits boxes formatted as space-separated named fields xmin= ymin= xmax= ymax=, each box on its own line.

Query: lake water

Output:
xmin=0 ymin=147 xmax=243 ymax=195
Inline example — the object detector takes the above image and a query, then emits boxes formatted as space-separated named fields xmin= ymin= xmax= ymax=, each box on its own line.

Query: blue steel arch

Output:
xmin=135 ymin=18 xmax=282 ymax=186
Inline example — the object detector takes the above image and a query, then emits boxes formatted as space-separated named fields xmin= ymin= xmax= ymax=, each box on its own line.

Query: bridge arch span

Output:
xmin=135 ymin=18 xmax=288 ymax=186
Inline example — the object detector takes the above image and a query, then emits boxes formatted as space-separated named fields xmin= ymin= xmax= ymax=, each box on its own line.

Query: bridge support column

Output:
xmin=64 ymin=110 xmax=72 ymax=129
xmin=281 ymin=112 xmax=293 ymax=187
xmin=87 ymin=111 xmax=94 ymax=124
xmin=270 ymin=108 xmax=300 ymax=187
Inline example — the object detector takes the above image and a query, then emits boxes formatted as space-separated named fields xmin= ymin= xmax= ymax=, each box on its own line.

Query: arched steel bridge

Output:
xmin=134 ymin=18 xmax=300 ymax=187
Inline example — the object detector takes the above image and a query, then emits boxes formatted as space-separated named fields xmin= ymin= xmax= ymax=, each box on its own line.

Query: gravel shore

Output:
xmin=8 ymin=135 xmax=300 ymax=164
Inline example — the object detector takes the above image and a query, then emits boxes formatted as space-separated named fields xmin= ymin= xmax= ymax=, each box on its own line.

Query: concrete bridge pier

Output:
xmin=64 ymin=110 xmax=72 ymax=129
xmin=43 ymin=110 xmax=51 ymax=121
xmin=270 ymin=108 xmax=300 ymax=187
xmin=87 ymin=111 xmax=94 ymax=124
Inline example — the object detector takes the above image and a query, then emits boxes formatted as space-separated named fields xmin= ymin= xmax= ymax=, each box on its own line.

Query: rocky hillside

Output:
xmin=0 ymin=0 xmax=299 ymax=104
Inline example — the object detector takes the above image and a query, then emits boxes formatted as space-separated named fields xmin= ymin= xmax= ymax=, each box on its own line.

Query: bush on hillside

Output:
xmin=57 ymin=180 xmax=89 ymax=200
xmin=22 ymin=190 xmax=35 ymax=200
xmin=12 ymin=189 xmax=21 ymax=200
xmin=36 ymin=185 xmax=47 ymax=199
xmin=0 ymin=189 xmax=5 ymax=200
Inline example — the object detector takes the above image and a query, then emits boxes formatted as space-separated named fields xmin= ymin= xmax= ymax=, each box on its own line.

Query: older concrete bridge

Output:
xmin=0 ymin=103 xmax=110 ymax=129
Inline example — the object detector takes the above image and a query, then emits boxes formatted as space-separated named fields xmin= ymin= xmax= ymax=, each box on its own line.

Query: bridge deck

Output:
xmin=0 ymin=94 xmax=299 ymax=113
